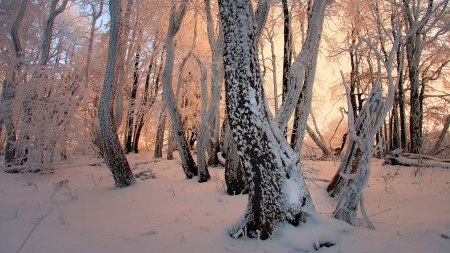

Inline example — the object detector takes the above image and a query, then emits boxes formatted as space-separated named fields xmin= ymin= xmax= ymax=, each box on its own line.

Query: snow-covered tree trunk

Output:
xmin=114 ymin=0 xmax=133 ymax=128
xmin=274 ymin=0 xmax=330 ymax=134
xmin=225 ymin=126 xmax=248 ymax=195
xmin=2 ymin=0 xmax=28 ymax=167
xmin=193 ymin=52 xmax=211 ymax=182
xmin=97 ymin=0 xmax=135 ymax=188
xmin=290 ymin=48 xmax=320 ymax=154
xmin=332 ymin=82 xmax=384 ymax=225
xmin=219 ymin=0 xmax=313 ymax=239
xmin=162 ymin=1 xmax=198 ymax=178
xmin=331 ymin=22 xmax=404 ymax=224
xmin=196 ymin=0 xmax=224 ymax=181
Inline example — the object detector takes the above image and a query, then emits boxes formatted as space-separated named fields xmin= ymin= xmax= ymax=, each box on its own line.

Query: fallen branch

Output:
xmin=368 ymin=208 xmax=391 ymax=218
xmin=384 ymin=155 xmax=450 ymax=169
xmin=304 ymin=176 xmax=331 ymax=182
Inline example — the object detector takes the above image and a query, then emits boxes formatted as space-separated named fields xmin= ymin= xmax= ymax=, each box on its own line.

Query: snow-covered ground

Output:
xmin=1 ymin=152 xmax=449 ymax=253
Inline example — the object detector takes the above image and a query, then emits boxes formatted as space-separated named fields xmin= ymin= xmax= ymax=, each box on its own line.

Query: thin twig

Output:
xmin=368 ymin=208 xmax=392 ymax=218
xmin=16 ymin=208 xmax=53 ymax=253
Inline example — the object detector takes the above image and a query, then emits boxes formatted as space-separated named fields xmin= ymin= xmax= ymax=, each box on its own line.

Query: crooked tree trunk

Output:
xmin=429 ymin=115 xmax=450 ymax=156
xmin=162 ymin=1 xmax=198 ymax=178
xmin=97 ymin=0 xmax=135 ymax=188
xmin=219 ymin=0 xmax=313 ymax=240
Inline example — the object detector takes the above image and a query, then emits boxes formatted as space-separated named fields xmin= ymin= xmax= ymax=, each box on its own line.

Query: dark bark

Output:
xmin=219 ymin=0 xmax=313 ymax=240
xmin=225 ymin=129 xmax=248 ymax=195
xmin=124 ymin=48 xmax=140 ymax=153
xmin=281 ymin=0 xmax=292 ymax=105
xmin=154 ymin=105 xmax=167 ymax=158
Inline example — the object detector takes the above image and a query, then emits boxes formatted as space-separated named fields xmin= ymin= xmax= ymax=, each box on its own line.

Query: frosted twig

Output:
xmin=170 ymin=184 xmax=176 ymax=196
xmin=16 ymin=208 xmax=53 ymax=253
xmin=368 ymin=208 xmax=391 ymax=218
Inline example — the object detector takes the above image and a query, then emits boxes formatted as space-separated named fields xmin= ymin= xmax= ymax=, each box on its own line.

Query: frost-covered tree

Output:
xmin=219 ymin=0 xmax=314 ymax=239
xmin=162 ymin=0 xmax=198 ymax=179
xmin=97 ymin=0 xmax=135 ymax=188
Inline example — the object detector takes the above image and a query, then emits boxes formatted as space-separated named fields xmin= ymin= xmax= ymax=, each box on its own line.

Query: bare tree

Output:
xmin=162 ymin=0 xmax=198 ymax=179
xmin=97 ymin=0 xmax=135 ymax=188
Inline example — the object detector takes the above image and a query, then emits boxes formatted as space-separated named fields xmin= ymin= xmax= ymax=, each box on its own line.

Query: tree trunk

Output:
xmin=114 ymin=0 xmax=133 ymax=128
xmin=97 ymin=0 xmax=135 ymax=188
xmin=327 ymin=84 xmax=384 ymax=197
xmin=306 ymin=124 xmax=332 ymax=158
xmin=225 ymin=126 xmax=248 ymax=195
xmin=154 ymin=104 xmax=167 ymax=158
xmin=2 ymin=0 xmax=28 ymax=166
xmin=162 ymin=1 xmax=198 ymax=178
xmin=219 ymin=0 xmax=313 ymax=240
xmin=83 ymin=0 xmax=103 ymax=89
xmin=429 ymin=115 xmax=450 ymax=156
xmin=124 ymin=48 xmax=140 ymax=153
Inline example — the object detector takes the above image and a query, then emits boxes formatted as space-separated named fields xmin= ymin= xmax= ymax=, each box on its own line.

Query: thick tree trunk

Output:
xmin=219 ymin=0 xmax=313 ymax=240
xmin=162 ymin=1 xmax=198 ymax=178
xmin=97 ymin=0 xmax=135 ymax=188
xmin=327 ymin=84 xmax=384 ymax=197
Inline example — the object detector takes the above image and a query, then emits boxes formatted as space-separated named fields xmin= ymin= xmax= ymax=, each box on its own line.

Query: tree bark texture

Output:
xmin=219 ymin=0 xmax=313 ymax=240
xmin=97 ymin=0 xmax=135 ymax=188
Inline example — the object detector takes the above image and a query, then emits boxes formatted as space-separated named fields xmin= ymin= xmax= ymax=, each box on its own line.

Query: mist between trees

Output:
xmin=1 ymin=0 xmax=449 ymax=240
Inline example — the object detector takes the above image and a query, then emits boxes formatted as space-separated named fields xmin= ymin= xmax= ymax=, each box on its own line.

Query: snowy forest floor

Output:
xmin=1 ymin=152 xmax=449 ymax=253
